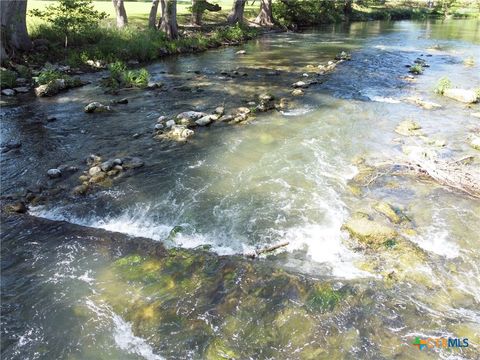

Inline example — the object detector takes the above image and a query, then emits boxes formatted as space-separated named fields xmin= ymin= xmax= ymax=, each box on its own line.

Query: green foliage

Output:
xmin=0 ymin=69 xmax=17 ymax=89
xmin=37 ymin=69 xmax=64 ymax=85
xmin=103 ymin=61 xmax=150 ymax=89
xmin=306 ymin=284 xmax=344 ymax=313
xmin=409 ymin=64 xmax=424 ymax=74
xmin=384 ymin=238 xmax=397 ymax=249
xmin=273 ymin=0 xmax=342 ymax=27
xmin=434 ymin=76 xmax=452 ymax=95
xmin=30 ymin=0 xmax=107 ymax=47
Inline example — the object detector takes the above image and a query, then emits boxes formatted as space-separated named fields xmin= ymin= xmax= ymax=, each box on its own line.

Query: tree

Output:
xmin=191 ymin=0 xmax=221 ymax=26
xmin=30 ymin=0 xmax=107 ymax=48
xmin=1 ymin=0 xmax=31 ymax=59
xmin=228 ymin=0 xmax=247 ymax=24
xmin=112 ymin=0 xmax=128 ymax=28
xmin=344 ymin=0 xmax=353 ymax=21
xmin=159 ymin=0 xmax=178 ymax=39
xmin=149 ymin=0 xmax=160 ymax=28
xmin=254 ymin=0 xmax=273 ymax=26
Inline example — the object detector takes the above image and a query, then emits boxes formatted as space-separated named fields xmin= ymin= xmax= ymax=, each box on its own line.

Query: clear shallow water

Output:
xmin=2 ymin=19 xmax=480 ymax=359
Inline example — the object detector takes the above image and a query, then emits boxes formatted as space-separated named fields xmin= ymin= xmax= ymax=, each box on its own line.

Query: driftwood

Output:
xmin=245 ymin=241 xmax=289 ymax=259
xmin=369 ymin=155 xmax=480 ymax=199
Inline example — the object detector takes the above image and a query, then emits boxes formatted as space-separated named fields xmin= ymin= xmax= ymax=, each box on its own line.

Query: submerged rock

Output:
xmin=405 ymin=97 xmax=441 ymax=110
xmin=443 ymin=88 xmax=478 ymax=104
xmin=1 ymin=89 xmax=15 ymax=96
xmin=292 ymin=89 xmax=304 ymax=96
xmin=73 ymin=184 xmax=89 ymax=195
xmin=176 ymin=111 xmax=207 ymax=121
xmin=214 ymin=106 xmax=225 ymax=115
xmin=395 ymin=119 xmax=422 ymax=136
xmin=47 ymin=168 xmax=62 ymax=179
xmin=84 ymin=102 xmax=111 ymax=113
xmin=13 ymin=87 xmax=29 ymax=93
xmin=122 ymin=157 xmax=144 ymax=169
xmin=195 ymin=115 xmax=214 ymax=126
xmin=373 ymin=202 xmax=408 ymax=224
xmin=343 ymin=214 xmax=397 ymax=248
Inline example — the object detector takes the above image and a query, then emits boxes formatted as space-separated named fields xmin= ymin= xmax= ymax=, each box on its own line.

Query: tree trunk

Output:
xmin=191 ymin=0 xmax=202 ymax=25
xmin=149 ymin=0 xmax=160 ymax=29
xmin=254 ymin=0 xmax=273 ymax=26
xmin=157 ymin=0 xmax=166 ymax=28
xmin=112 ymin=0 xmax=128 ymax=28
xmin=227 ymin=0 xmax=246 ymax=25
xmin=344 ymin=0 xmax=353 ymax=22
xmin=0 ymin=0 xmax=31 ymax=60
xmin=159 ymin=0 xmax=178 ymax=39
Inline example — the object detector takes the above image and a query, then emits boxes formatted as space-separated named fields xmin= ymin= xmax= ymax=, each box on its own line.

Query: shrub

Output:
xmin=0 ymin=69 xmax=17 ymax=89
xmin=434 ymin=76 xmax=452 ymax=95
xmin=273 ymin=0 xmax=342 ymax=27
xmin=409 ymin=64 xmax=424 ymax=74
xmin=36 ymin=67 xmax=81 ymax=87
xmin=103 ymin=61 xmax=150 ymax=89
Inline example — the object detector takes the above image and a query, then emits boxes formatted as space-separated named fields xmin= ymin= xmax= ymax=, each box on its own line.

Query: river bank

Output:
xmin=1 ymin=18 xmax=480 ymax=359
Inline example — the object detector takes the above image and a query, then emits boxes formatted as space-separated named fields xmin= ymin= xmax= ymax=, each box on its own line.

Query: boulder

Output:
xmin=159 ymin=125 xmax=194 ymax=142
xmin=5 ymin=201 xmax=27 ymax=214
xmin=292 ymin=81 xmax=307 ymax=88
xmin=89 ymin=166 xmax=102 ymax=176
xmin=335 ymin=51 xmax=351 ymax=61
xmin=154 ymin=123 xmax=164 ymax=131
xmin=165 ymin=119 xmax=176 ymax=128
xmin=13 ymin=87 xmax=29 ymax=93
xmin=343 ymin=215 xmax=397 ymax=248
xmin=195 ymin=115 xmax=213 ymax=126
xmin=35 ymin=79 xmax=66 ymax=97
xmin=176 ymin=111 xmax=207 ymax=121
xmin=443 ymin=88 xmax=478 ymax=104
xmin=1 ymin=89 xmax=15 ymax=96
xmin=218 ymin=114 xmax=235 ymax=122
xmin=89 ymin=172 xmax=107 ymax=184
xmin=235 ymin=107 xmax=251 ymax=115
xmin=292 ymin=89 xmax=304 ymax=96
xmin=122 ymin=157 xmax=144 ymax=169
xmin=395 ymin=119 xmax=422 ymax=136
xmin=214 ymin=106 xmax=225 ymax=115
xmin=373 ymin=202 xmax=406 ymax=224
xmin=47 ymin=168 xmax=62 ymax=179
xmin=100 ymin=160 xmax=115 ymax=172
xmin=257 ymin=93 xmax=275 ymax=112
xmin=84 ymin=102 xmax=111 ymax=113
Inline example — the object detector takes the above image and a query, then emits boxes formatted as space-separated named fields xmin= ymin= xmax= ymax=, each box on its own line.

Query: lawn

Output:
xmin=27 ymin=0 xmax=261 ymax=29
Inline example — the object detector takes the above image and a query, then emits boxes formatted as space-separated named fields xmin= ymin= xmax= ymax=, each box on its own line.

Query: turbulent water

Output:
xmin=1 ymin=19 xmax=480 ymax=359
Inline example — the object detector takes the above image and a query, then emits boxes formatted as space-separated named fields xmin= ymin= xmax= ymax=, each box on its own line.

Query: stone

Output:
xmin=335 ymin=51 xmax=351 ymax=61
xmin=78 ymin=175 xmax=89 ymax=182
xmin=113 ymin=158 xmax=123 ymax=166
xmin=218 ymin=114 xmax=234 ymax=122
xmin=84 ymin=102 xmax=111 ymax=113
xmin=89 ymin=166 xmax=102 ymax=176
xmin=15 ymin=77 xmax=27 ymax=85
xmin=107 ymin=169 xmax=120 ymax=177
xmin=47 ymin=168 xmax=62 ymax=179
xmin=292 ymin=89 xmax=304 ymax=96
xmin=147 ymin=81 xmax=162 ymax=89
xmin=89 ymin=172 xmax=107 ymax=184
xmin=5 ymin=202 xmax=27 ymax=214
xmin=159 ymin=125 xmax=194 ymax=142
xmin=1 ymin=89 xmax=15 ymax=96
xmin=292 ymin=81 xmax=307 ymax=88
xmin=87 ymin=154 xmax=101 ymax=165
xmin=373 ymin=202 xmax=404 ymax=224
xmin=154 ymin=123 xmax=164 ymax=130
xmin=236 ymin=107 xmax=251 ymax=115
xmin=47 ymin=116 xmax=57 ymax=122
xmin=116 ymin=98 xmax=128 ymax=104
xmin=157 ymin=115 xmax=167 ymax=122
xmin=236 ymin=50 xmax=246 ymax=55
xmin=113 ymin=165 xmax=123 ymax=171
xmin=343 ymin=215 xmax=397 ymax=248
xmin=405 ymin=97 xmax=441 ymax=110
xmin=195 ymin=115 xmax=213 ymax=126
xmin=13 ymin=87 xmax=29 ymax=93
xmin=259 ymin=93 xmax=274 ymax=102
xmin=166 ymin=119 xmax=176 ymax=128
xmin=395 ymin=119 xmax=422 ymax=136
xmin=122 ymin=157 xmax=144 ymax=169
xmin=276 ymin=98 xmax=290 ymax=110
xmin=176 ymin=111 xmax=207 ymax=121
xmin=443 ymin=88 xmax=478 ymax=104
xmin=35 ymin=79 xmax=66 ymax=97
xmin=100 ymin=160 xmax=115 ymax=172
xmin=214 ymin=106 xmax=225 ymax=115
xmin=469 ymin=135 xmax=480 ymax=151
xmin=73 ymin=184 xmax=88 ymax=195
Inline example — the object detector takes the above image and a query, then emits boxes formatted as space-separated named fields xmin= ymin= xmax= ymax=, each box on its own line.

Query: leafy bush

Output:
xmin=273 ymin=0 xmax=342 ymax=27
xmin=30 ymin=0 xmax=107 ymax=48
xmin=0 ymin=69 xmax=17 ymax=89
xmin=103 ymin=61 xmax=150 ymax=89
xmin=36 ymin=68 xmax=82 ymax=88
xmin=434 ymin=76 xmax=452 ymax=95
xmin=409 ymin=64 xmax=424 ymax=74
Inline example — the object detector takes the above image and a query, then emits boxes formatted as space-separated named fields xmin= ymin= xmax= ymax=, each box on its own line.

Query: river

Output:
xmin=1 ymin=19 xmax=480 ymax=359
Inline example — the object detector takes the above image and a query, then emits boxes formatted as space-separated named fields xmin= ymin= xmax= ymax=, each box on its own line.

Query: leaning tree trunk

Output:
xmin=0 ymin=0 xmax=31 ymax=61
xmin=149 ymin=0 xmax=160 ymax=28
xmin=227 ymin=0 xmax=246 ymax=25
xmin=344 ymin=0 xmax=353 ymax=22
xmin=191 ymin=0 xmax=221 ymax=26
xmin=159 ymin=0 xmax=178 ymax=39
xmin=112 ymin=0 xmax=128 ymax=28
xmin=254 ymin=0 xmax=273 ymax=26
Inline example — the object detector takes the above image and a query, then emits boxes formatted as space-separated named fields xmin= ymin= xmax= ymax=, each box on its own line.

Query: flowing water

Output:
xmin=1 ymin=19 xmax=480 ymax=359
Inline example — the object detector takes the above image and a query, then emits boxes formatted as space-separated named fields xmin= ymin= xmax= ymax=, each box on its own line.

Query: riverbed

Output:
xmin=1 ymin=19 xmax=480 ymax=359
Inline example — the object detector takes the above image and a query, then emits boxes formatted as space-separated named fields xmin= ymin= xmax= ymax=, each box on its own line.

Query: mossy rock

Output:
xmin=373 ymin=202 xmax=409 ymax=224
xmin=395 ymin=119 xmax=422 ymax=136
xmin=343 ymin=214 xmax=398 ymax=248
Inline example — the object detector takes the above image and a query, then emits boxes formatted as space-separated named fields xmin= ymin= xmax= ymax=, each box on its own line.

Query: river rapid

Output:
xmin=1 ymin=19 xmax=480 ymax=359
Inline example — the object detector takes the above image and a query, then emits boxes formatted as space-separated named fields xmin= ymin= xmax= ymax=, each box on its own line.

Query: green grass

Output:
xmin=434 ymin=76 xmax=452 ymax=95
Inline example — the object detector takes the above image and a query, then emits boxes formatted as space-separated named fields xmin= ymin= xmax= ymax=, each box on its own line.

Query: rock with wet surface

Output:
xmin=84 ymin=102 xmax=111 ymax=113
xmin=35 ymin=79 xmax=66 ymax=97
xmin=176 ymin=111 xmax=208 ymax=121
xmin=1 ymin=89 xmax=15 ymax=96
xmin=395 ymin=119 xmax=422 ymax=136
xmin=47 ymin=168 xmax=62 ymax=179
xmin=122 ymin=157 xmax=144 ymax=169
xmin=158 ymin=125 xmax=194 ymax=142
xmin=13 ymin=87 xmax=29 ymax=93
xmin=292 ymin=81 xmax=308 ymax=88
xmin=443 ymin=88 xmax=478 ymax=104
xmin=343 ymin=214 xmax=397 ymax=248
xmin=89 ymin=166 xmax=102 ymax=176
xmin=195 ymin=115 xmax=214 ymax=126
xmin=292 ymin=89 xmax=304 ymax=96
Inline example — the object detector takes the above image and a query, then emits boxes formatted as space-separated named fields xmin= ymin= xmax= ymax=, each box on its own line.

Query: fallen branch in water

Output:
xmin=371 ymin=155 xmax=480 ymax=199
xmin=245 ymin=241 xmax=290 ymax=259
